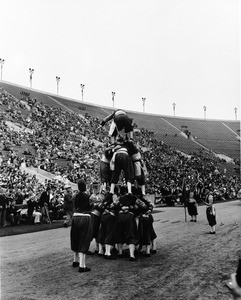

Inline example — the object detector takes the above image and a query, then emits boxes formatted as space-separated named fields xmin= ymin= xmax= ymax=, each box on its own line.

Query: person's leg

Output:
xmin=129 ymin=244 xmax=136 ymax=261
xmin=105 ymin=244 xmax=112 ymax=257
xmin=109 ymin=120 xmax=117 ymax=142
xmin=72 ymin=252 xmax=79 ymax=267
xmin=94 ymin=239 xmax=99 ymax=253
xmin=110 ymin=183 xmax=115 ymax=194
xmin=127 ymin=181 xmax=132 ymax=194
xmin=98 ymin=243 xmax=104 ymax=255
xmin=110 ymin=162 xmax=121 ymax=194
xmin=151 ymin=239 xmax=157 ymax=253
xmin=123 ymin=156 xmax=134 ymax=194
xmin=141 ymin=185 xmax=146 ymax=196
xmin=79 ymin=252 xmax=84 ymax=268
xmin=146 ymin=244 xmax=151 ymax=256
xmin=78 ymin=253 xmax=91 ymax=272
xmin=117 ymin=243 xmax=123 ymax=255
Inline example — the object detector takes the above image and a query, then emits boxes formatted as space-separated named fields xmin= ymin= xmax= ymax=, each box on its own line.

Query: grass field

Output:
xmin=0 ymin=200 xmax=240 ymax=300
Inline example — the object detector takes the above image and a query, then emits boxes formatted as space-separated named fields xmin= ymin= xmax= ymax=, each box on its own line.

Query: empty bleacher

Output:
xmin=222 ymin=121 xmax=240 ymax=136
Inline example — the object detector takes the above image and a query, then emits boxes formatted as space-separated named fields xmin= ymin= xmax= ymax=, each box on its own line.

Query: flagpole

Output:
xmin=184 ymin=201 xmax=187 ymax=222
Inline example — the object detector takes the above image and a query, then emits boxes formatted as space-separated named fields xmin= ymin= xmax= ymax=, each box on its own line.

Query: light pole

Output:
xmin=80 ymin=84 xmax=85 ymax=101
xmin=112 ymin=91 xmax=116 ymax=108
xmin=172 ymin=103 xmax=176 ymax=116
xmin=203 ymin=106 xmax=207 ymax=119
xmin=234 ymin=107 xmax=238 ymax=120
xmin=29 ymin=68 xmax=34 ymax=88
xmin=0 ymin=58 xmax=5 ymax=80
xmin=56 ymin=76 xmax=60 ymax=95
xmin=142 ymin=97 xmax=146 ymax=113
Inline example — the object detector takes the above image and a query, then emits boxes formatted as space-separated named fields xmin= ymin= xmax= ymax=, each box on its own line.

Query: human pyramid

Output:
xmin=70 ymin=109 xmax=157 ymax=272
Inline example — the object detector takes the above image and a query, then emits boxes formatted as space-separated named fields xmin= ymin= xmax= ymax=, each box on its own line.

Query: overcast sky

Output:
xmin=1 ymin=0 xmax=240 ymax=120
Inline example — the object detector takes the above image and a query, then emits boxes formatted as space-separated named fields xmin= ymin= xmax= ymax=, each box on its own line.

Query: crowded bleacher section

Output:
xmin=0 ymin=87 xmax=240 ymax=229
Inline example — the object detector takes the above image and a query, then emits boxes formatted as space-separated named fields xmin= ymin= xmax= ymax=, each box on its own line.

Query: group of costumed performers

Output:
xmin=70 ymin=109 xmax=157 ymax=273
xmin=99 ymin=109 xmax=147 ymax=195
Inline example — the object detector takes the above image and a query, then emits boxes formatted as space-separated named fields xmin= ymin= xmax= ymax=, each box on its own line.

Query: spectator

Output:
xmin=49 ymin=194 xmax=64 ymax=221
xmin=27 ymin=196 xmax=42 ymax=224
xmin=63 ymin=185 xmax=73 ymax=227
xmin=39 ymin=186 xmax=52 ymax=223
xmin=0 ymin=188 xmax=7 ymax=227
xmin=6 ymin=200 xmax=21 ymax=226
xmin=0 ymin=87 xmax=240 ymax=223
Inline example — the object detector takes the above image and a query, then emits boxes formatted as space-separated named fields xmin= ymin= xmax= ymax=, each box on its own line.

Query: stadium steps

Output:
xmin=20 ymin=163 xmax=77 ymax=189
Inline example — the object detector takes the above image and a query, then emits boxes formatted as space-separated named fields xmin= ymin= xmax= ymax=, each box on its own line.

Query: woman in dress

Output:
xmin=206 ymin=193 xmax=216 ymax=234
xmin=187 ymin=191 xmax=198 ymax=222
xmin=70 ymin=179 xmax=93 ymax=272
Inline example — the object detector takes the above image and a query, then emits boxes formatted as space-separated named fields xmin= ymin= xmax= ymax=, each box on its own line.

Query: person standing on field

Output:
xmin=206 ymin=193 xmax=216 ymax=234
xmin=187 ymin=191 xmax=198 ymax=222
xmin=70 ymin=179 xmax=93 ymax=272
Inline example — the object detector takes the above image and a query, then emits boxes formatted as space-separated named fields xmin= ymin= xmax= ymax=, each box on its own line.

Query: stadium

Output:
xmin=0 ymin=79 xmax=240 ymax=300
xmin=1 ymin=0 xmax=241 ymax=299
xmin=0 ymin=80 xmax=240 ymax=197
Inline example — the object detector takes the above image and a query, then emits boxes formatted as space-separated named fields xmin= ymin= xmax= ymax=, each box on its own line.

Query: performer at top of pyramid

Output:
xmin=100 ymin=109 xmax=134 ymax=143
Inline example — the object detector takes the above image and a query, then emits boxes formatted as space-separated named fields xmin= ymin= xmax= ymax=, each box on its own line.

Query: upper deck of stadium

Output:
xmin=0 ymin=80 xmax=240 ymax=161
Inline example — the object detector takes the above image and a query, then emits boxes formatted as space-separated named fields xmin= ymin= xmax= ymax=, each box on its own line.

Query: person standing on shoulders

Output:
xmin=100 ymin=109 xmax=134 ymax=143
xmin=109 ymin=137 xmax=134 ymax=195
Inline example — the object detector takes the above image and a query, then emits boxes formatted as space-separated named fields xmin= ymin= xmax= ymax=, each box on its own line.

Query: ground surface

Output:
xmin=0 ymin=200 xmax=240 ymax=300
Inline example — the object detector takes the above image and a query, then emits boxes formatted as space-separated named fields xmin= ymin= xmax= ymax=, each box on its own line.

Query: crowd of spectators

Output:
xmin=142 ymin=138 xmax=240 ymax=203
xmin=0 ymin=87 xmax=240 ymax=227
